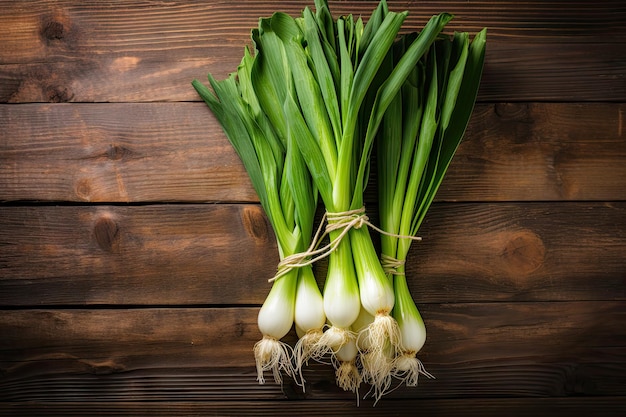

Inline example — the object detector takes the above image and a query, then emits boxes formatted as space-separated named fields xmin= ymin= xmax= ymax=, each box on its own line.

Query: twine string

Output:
xmin=380 ymin=254 xmax=406 ymax=276
xmin=269 ymin=207 xmax=421 ymax=282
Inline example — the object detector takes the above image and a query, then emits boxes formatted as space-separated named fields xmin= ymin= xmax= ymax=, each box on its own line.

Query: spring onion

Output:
xmin=277 ymin=5 xmax=453 ymax=395
xmin=376 ymin=27 xmax=487 ymax=387
xmin=193 ymin=41 xmax=321 ymax=384
xmin=192 ymin=0 xmax=486 ymax=403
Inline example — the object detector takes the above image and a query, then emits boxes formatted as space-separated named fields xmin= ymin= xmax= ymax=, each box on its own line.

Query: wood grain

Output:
xmin=2 ymin=103 xmax=624 ymax=203
xmin=2 ymin=43 xmax=624 ymax=103
xmin=2 ymin=0 xmax=624 ymax=66
xmin=0 ymin=102 xmax=256 ymax=203
xmin=1 ymin=203 xmax=624 ymax=306
xmin=0 ymin=302 xmax=624 ymax=401
xmin=0 ymin=1 xmax=624 ymax=103
xmin=2 ymin=398 xmax=626 ymax=417
xmin=0 ymin=204 xmax=278 ymax=305
xmin=1 ymin=0 xmax=625 ymax=413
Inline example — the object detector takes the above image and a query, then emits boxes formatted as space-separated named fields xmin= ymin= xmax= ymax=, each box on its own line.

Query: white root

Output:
xmin=356 ymin=313 xmax=402 ymax=402
xmin=359 ymin=347 xmax=394 ymax=403
xmin=366 ymin=313 xmax=401 ymax=353
xmin=333 ymin=332 xmax=361 ymax=395
xmin=310 ymin=325 xmax=354 ymax=361
xmin=294 ymin=328 xmax=324 ymax=368
xmin=253 ymin=335 xmax=295 ymax=385
xmin=392 ymin=351 xmax=435 ymax=387
xmin=293 ymin=328 xmax=325 ymax=387
xmin=335 ymin=360 xmax=362 ymax=394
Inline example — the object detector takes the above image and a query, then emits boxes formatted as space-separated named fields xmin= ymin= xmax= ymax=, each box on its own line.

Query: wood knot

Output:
xmin=494 ymin=103 xmax=531 ymax=121
xmin=241 ymin=206 xmax=270 ymax=243
xmin=80 ymin=359 xmax=126 ymax=375
xmin=106 ymin=144 xmax=133 ymax=161
xmin=75 ymin=178 xmax=92 ymax=201
xmin=40 ymin=10 xmax=76 ymax=47
xmin=45 ymin=85 xmax=74 ymax=103
xmin=501 ymin=230 xmax=546 ymax=275
xmin=42 ymin=20 xmax=65 ymax=41
xmin=93 ymin=216 xmax=120 ymax=253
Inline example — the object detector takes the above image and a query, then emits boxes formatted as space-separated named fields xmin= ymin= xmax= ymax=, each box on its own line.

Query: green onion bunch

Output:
xmin=193 ymin=44 xmax=323 ymax=386
xmin=193 ymin=0 xmax=485 ymax=402
xmin=375 ymin=24 xmax=486 ymax=392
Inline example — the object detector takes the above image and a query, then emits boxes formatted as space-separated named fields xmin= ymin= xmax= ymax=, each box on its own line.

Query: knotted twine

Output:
xmin=380 ymin=253 xmax=406 ymax=276
xmin=269 ymin=207 xmax=421 ymax=282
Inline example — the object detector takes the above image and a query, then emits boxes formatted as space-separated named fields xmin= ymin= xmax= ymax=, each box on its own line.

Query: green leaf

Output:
xmin=281 ymin=36 xmax=338 ymax=182
xmin=286 ymin=126 xmax=317 ymax=244
xmin=314 ymin=0 xmax=335 ymax=52
xmin=283 ymin=87 xmax=334 ymax=209
xmin=251 ymin=17 xmax=295 ymax=143
xmin=303 ymin=7 xmax=342 ymax=144
xmin=351 ymin=13 xmax=454 ymax=210
xmin=192 ymin=77 xmax=270 ymax=218
xmin=360 ymin=0 xmax=388 ymax=56
xmin=412 ymin=28 xmax=486 ymax=234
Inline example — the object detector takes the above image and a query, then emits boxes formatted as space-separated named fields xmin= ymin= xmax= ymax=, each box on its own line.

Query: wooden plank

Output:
xmin=0 ymin=203 xmax=624 ymax=306
xmin=0 ymin=302 xmax=624 ymax=401
xmin=406 ymin=202 xmax=626 ymax=303
xmin=0 ymin=102 xmax=257 ymax=203
xmin=0 ymin=1 xmax=624 ymax=103
xmin=478 ymin=42 xmax=626 ymax=102
xmin=2 ymin=103 xmax=624 ymax=203
xmin=2 ymin=398 xmax=626 ymax=417
xmin=2 ymin=0 xmax=623 ymax=65
xmin=0 ymin=204 xmax=278 ymax=305
xmin=442 ymin=103 xmax=626 ymax=202
xmin=2 ymin=43 xmax=623 ymax=103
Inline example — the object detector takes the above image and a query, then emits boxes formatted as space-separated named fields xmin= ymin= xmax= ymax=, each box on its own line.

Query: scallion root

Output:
xmin=294 ymin=328 xmax=324 ymax=371
xmin=392 ymin=351 xmax=435 ymax=387
xmin=335 ymin=359 xmax=362 ymax=393
xmin=311 ymin=325 xmax=354 ymax=361
xmin=253 ymin=335 xmax=295 ymax=385
xmin=360 ymin=347 xmax=394 ymax=402
xmin=333 ymin=333 xmax=361 ymax=395
xmin=358 ymin=316 xmax=400 ymax=402
xmin=369 ymin=313 xmax=401 ymax=350
xmin=358 ymin=313 xmax=401 ymax=365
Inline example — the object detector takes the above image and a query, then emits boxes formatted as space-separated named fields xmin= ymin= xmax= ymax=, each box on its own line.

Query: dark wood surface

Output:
xmin=1 ymin=0 xmax=625 ymax=415
xmin=2 ymin=102 xmax=625 ymax=203
xmin=1 ymin=203 xmax=625 ymax=305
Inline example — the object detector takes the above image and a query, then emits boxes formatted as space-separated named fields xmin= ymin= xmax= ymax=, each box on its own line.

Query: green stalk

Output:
xmin=335 ymin=10 xmax=408 ymax=211
xmin=192 ymin=0 xmax=485 ymax=399
xmin=375 ymin=27 xmax=487 ymax=390
xmin=192 ymin=14 xmax=333 ymax=384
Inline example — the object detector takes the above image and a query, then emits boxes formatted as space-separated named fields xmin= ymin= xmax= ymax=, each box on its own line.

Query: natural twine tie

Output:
xmin=270 ymin=207 xmax=421 ymax=282
xmin=380 ymin=254 xmax=406 ymax=276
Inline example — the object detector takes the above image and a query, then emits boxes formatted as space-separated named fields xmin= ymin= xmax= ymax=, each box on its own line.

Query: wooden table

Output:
xmin=1 ymin=1 xmax=625 ymax=415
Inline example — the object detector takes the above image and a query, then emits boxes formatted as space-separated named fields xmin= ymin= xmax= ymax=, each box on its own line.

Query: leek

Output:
xmin=376 ymin=29 xmax=487 ymax=386
xmin=193 ymin=42 xmax=323 ymax=385
xmin=278 ymin=5 xmax=453 ymax=397
xmin=192 ymin=0 xmax=486 ymax=402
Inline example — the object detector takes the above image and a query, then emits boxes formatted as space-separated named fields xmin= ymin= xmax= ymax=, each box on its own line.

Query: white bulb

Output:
xmin=399 ymin=313 xmax=426 ymax=353
xmin=257 ymin=277 xmax=295 ymax=339
xmin=294 ymin=268 xmax=326 ymax=332
xmin=358 ymin=268 xmax=395 ymax=316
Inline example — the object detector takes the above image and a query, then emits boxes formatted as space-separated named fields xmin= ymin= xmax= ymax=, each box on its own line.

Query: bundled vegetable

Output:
xmin=193 ymin=0 xmax=485 ymax=403
xmin=376 ymin=27 xmax=487 ymax=388
xmin=192 ymin=45 xmax=323 ymax=384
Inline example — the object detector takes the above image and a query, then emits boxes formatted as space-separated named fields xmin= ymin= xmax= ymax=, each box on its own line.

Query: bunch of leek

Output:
xmin=192 ymin=45 xmax=325 ymax=385
xmin=375 ymin=28 xmax=487 ymax=388
xmin=275 ymin=1 xmax=454 ymax=396
xmin=192 ymin=0 xmax=486 ymax=402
